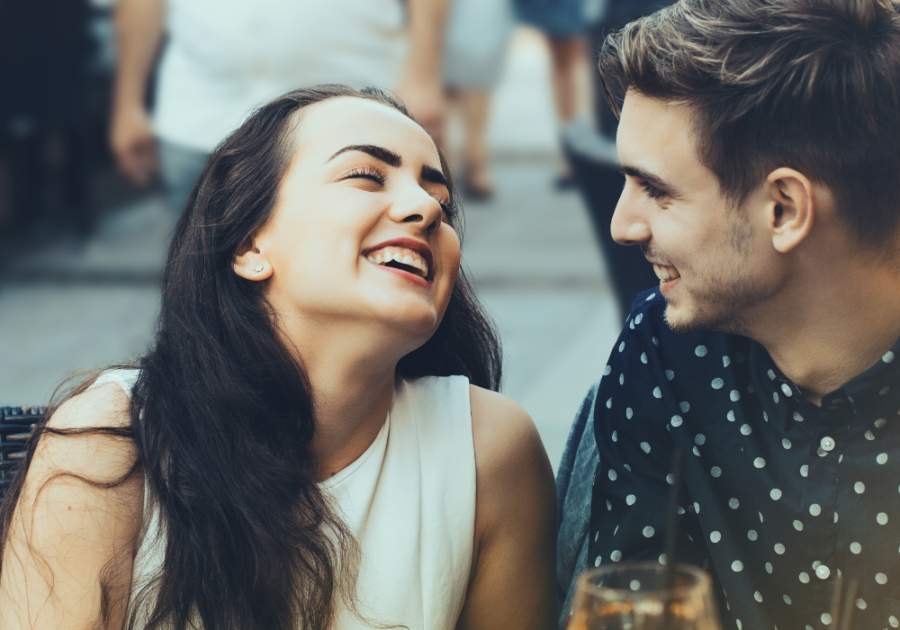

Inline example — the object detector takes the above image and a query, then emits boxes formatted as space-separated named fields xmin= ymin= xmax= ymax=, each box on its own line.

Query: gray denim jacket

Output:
xmin=555 ymin=381 xmax=600 ymax=629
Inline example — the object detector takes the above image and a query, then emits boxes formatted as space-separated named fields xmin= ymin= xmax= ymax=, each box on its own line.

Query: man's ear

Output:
xmin=233 ymin=233 xmax=273 ymax=281
xmin=765 ymin=167 xmax=815 ymax=254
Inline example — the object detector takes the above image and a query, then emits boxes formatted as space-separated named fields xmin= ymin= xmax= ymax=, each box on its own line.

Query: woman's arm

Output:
xmin=0 ymin=383 xmax=143 ymax=630
xmin=458 ymin=386 xmax=558 ymax=630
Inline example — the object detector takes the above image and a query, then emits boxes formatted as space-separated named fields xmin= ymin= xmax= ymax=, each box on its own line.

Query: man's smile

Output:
xmin=653 ymin=263 xmax=681 ymax=283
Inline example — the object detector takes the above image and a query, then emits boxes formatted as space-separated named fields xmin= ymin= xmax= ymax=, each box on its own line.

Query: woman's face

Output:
xmin=242 ymin=97 xmax=461 ymax=345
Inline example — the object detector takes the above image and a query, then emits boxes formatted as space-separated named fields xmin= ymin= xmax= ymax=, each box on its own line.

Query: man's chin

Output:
xmin=663 ymin=299 xmax=750 ymax=337
xmin=662 ymin=302 xmax=698 ymax=334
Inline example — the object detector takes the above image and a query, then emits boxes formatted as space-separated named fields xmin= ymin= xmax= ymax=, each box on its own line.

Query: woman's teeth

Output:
xmin=653 ymin=263 xmax=681 ymax=282
xmin=366 ymin=247 xmax=429 ymax=278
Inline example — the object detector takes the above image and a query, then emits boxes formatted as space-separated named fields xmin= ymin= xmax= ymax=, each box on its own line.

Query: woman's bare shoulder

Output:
xmin=0 ymin=381 xmax=144 ymax=630
xmin=468 ymin=385 xmax=548 ymax=477
xmin=48 ymin=379 xmax=133 ymax=430
xmin=457 ymin=387 xmax=558 ymax=629
xmin=36 ymin=380 xmax=138 ymax=482
xmin=468 ymin=385 xmax=556 ymax=531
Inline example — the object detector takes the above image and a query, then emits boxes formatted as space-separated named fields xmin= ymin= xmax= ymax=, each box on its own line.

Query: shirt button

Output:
xmin=816 ymin=565 xmax=831 ymax=580
xmin=821 ymin=436 xmax=836 ymax=452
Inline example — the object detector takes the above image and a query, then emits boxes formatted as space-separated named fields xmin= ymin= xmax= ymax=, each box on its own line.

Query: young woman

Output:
xmin=0 ymin=86 xmax=557 ymax=630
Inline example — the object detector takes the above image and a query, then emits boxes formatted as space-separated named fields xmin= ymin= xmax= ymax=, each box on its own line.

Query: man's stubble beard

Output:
xmin=663 ymin=214 xmax=772 ymax=337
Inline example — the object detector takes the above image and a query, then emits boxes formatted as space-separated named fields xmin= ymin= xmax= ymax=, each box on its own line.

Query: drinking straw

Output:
xmin=829 ymin=574 xmax=843 ymax=629
xmin=662 ymin=449 xmax=685 ymax=591
xmin=659 ymin=449 xmax=684 ymax=630
xmin=837 ymin=579 xmax=858 ymax=630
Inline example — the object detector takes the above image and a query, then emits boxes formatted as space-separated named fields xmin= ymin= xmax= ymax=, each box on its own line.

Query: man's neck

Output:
xmin=751 ymin=261 xmax=900 ymax=406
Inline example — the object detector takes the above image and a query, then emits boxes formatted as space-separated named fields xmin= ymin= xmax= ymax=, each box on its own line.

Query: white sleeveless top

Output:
xmin=89 ymin=370 xmax=476 ymax=630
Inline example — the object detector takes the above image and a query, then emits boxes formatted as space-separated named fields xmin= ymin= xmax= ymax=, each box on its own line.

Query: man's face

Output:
xmin=611 ymin=91 xmax=778 ymax=335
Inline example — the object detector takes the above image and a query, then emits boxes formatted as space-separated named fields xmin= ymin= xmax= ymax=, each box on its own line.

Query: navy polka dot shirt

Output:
xmin=586 ymin=289 xmax=900 ymax=630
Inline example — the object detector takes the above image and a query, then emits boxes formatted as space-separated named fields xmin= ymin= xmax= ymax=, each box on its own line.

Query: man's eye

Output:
xmin=641 ymin=181 xmax=666 ymax=199
xmin=344 ymin=167 xmax=385 ymax=185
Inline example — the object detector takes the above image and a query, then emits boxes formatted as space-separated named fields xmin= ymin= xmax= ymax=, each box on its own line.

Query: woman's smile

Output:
xmin=364 ymin=237 xmax=435 ymax=288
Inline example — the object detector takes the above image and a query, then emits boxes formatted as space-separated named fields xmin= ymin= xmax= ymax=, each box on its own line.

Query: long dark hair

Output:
xmin=0 ymin=85 xmax=501 ymax=630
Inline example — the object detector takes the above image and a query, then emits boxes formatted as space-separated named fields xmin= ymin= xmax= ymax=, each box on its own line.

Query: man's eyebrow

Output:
xmin=327 ymin=144 xmax=401 ymax=167
xmin=620 ymin=165 xmax=680 ymax=197
xmin=421 ymin=165 xmax=448 ymax=188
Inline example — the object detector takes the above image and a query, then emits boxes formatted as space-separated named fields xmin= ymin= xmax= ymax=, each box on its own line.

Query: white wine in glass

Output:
xmin=565 ymin=562 xmax=721 ymax=630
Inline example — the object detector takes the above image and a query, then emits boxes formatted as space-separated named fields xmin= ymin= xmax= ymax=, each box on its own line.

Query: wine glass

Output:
xmin=565 ymin=562 xmax=721 ymax=630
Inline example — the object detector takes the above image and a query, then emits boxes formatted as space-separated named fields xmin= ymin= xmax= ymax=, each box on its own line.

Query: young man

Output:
xmin=557 ymin=1 xmax=900 ymax=628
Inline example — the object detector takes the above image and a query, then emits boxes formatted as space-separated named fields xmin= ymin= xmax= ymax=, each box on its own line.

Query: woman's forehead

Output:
xmin=294 ymin=97 xmax=439 ymax=165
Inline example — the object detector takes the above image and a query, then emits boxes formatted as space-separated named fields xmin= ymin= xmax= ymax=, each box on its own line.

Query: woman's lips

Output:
xmin=365 ymin=256 xmax=432 ymax=288
xmin=365 ymin=246 xmax=429 ymax=278
xmin=362 ymin=237 xmax=435 ymax=282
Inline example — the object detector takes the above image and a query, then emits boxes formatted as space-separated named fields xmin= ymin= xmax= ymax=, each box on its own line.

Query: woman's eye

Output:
xmin=640 ymin=181 xmax=666 ymax=199
xmin=344 ymin=167 xmax=385 ymax=185
xmin=439 ymin=199 xmax=457 ymax=222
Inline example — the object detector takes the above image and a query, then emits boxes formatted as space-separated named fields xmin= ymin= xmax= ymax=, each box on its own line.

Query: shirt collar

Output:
xmin=748 ymin=341 xmax=796 ymax=431
xmin=749 ymin=335 xmax=900 ymax=432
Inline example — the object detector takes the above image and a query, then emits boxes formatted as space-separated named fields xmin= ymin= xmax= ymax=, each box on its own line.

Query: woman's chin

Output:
xmin=386 ymin=309 xmax=442 ymax=338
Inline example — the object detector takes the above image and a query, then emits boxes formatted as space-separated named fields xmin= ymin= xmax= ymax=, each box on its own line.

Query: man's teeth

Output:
xmin=653 ymin=263 xmax=681 ymax=282
xmin=366 ymin=247 xmax=429 ymax=277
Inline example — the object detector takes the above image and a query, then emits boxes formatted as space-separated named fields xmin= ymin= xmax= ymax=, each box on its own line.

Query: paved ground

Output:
xmin=0 ymin=29 xmax=622 ymax=472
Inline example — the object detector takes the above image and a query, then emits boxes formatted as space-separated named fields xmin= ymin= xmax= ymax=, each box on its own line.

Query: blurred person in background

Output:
xmin=562 ymin=0 xmax=663 ymax=319
xmin=110 ymin=0 xmax=450 ymax=217
xmin=514 ymin=0 xmax=592 ymax=190
xmin=442 ymin=0 xmax=515 ymax=201
xmin=1 ymin=86 xmax=557 ymax=630
xmin=0 ymin=0 xmax=95 ymax=239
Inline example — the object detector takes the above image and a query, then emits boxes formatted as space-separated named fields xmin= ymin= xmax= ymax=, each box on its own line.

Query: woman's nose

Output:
xmin=389 ymin=187 xmax=443 ymax=233
xmin=610 ymin=186 xmax=652 ymax=246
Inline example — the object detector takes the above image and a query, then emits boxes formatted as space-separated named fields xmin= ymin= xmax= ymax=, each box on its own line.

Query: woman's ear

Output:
xmin=233 ymin=234 xmax=273 ymax=281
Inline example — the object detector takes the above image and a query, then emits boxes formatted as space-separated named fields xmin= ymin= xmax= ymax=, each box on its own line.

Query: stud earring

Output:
xmin=253 ymin=264 xmax=264 ymax=272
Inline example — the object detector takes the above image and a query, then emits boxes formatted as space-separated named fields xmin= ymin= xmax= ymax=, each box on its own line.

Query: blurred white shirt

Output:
xmin=154 ymin=0 xmax=406 ymax=152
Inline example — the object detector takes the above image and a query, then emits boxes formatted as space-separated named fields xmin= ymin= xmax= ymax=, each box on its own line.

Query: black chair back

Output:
xmin=0 ymin=407 xmax=44 ymax=504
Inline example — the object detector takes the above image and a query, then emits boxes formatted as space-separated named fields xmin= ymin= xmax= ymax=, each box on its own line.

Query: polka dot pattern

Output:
xmin=583 ymin=295 xmax=900 ymax=630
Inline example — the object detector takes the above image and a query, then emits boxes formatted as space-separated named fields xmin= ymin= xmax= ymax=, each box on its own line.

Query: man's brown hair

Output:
xmin=599 ymin=0 xmax=900 ymax=249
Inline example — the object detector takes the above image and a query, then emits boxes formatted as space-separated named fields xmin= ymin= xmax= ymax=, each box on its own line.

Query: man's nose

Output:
xmin=610 ymin=185 xmax=652 ymax=246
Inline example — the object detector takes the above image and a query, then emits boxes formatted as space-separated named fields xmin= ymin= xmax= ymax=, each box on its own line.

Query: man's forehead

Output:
xmin=618 ymin=93 xmax=695 ymax=162
xmin=617 ymin=91 xmax=715 ymax=191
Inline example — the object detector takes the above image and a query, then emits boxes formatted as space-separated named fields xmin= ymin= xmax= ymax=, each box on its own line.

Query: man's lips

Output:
xmin=652 ymin=263 xmax=681 ymax=282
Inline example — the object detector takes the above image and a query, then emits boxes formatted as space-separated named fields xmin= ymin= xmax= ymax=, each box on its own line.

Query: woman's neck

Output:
xmin=277 ymin=316 xmax=409 ymax=481
xmin=307 ymin=356 xmax=397 ymax=481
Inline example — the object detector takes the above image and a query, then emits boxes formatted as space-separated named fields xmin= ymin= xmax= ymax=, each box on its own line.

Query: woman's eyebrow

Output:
xmin=421 ymin=165 xmax=448 ymax=188
xmin=327 ymin=144 xmax=401 ymax=167
xmin=328 ymin=143 xmax=447 ymax=187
